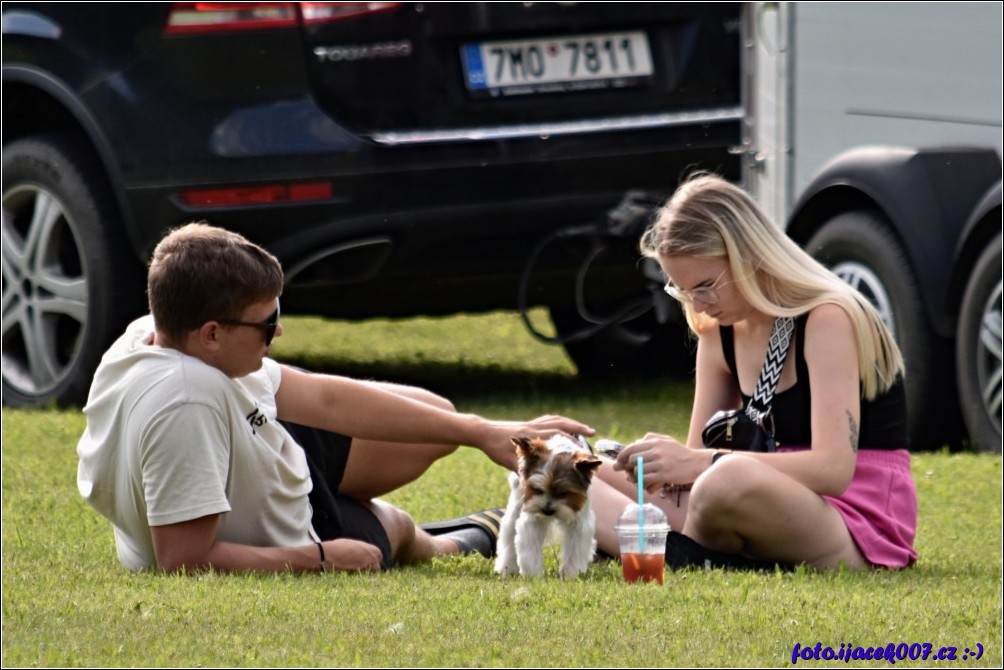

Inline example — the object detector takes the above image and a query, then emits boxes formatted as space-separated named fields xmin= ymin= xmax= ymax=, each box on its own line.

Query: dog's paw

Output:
xmin=494 ymin=554 xmax=518 ymax=576
xmin=516 ymin=553 xmax=545 ymax=577
xmin=518 ymin=565 xmax=545 ymax=578
xmin=558 ymin=563 xmax=589 ymax=579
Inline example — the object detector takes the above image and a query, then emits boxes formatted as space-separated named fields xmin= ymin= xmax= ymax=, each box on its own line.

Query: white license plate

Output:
xmin=462 ymin=31 xmax=654 ymax=95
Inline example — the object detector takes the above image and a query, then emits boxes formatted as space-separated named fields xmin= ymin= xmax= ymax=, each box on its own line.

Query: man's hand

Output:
xmin=478 ymin=415 xmax=595 ymax=471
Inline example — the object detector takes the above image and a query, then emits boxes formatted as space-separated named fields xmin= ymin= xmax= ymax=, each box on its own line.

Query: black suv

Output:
xmin=2 ymin=2 xmax=742 ymax=406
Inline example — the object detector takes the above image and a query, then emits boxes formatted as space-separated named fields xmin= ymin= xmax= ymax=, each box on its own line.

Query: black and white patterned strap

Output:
xmin=745 ymin=317 xmax=795 ymax=424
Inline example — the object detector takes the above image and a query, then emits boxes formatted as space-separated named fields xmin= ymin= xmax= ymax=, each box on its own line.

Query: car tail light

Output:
xmin=164 ymin=2 xmax=401 ymax=35
xmin=164 ymin=3 xmax=298 ymax=35
xmin=176 ymin=182 xmax=333 ymax=208
xmin=300 ymin=2 xmax=401 ymax=23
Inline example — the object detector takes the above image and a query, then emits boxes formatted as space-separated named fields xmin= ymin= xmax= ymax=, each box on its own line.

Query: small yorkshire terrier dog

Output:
xmin=495 ymin=435 xmax=602 ymax=578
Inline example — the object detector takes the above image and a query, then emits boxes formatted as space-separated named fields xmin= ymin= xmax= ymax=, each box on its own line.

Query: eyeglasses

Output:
xmin=217 ymin=305 xmax=280 ymax=346
xmin=663 ymin=268 xmax=732 ymax=305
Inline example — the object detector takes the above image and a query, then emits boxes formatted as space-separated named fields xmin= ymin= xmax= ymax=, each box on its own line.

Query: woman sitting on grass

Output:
xmin=589 ymin=173 xmax=918 ymax=570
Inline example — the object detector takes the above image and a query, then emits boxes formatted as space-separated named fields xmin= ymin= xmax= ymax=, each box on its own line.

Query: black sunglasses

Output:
xmin=217 ymin=305 xmax=280 ymax=346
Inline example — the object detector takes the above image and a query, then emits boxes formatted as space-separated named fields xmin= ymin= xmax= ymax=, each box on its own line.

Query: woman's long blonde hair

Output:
xmin=641 ymin=174 xmax=904 ymax=399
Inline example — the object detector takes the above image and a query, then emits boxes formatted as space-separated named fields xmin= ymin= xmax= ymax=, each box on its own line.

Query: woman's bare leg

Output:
xmin=685 ymin=455 xmax=867 ymax=569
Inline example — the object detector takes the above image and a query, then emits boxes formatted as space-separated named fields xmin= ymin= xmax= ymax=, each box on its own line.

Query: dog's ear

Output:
xmin=512 ymin=435 xmax=547 ymax=470
xmin=510 ymin=435 xmax=534 ymax=455
xmin=574 ymin=455 xmax=603 ymax=481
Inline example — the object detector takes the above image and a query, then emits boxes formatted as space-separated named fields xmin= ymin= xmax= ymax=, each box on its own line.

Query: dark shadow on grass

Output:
xmin=273 ymin=353 xmax=666 ymax=400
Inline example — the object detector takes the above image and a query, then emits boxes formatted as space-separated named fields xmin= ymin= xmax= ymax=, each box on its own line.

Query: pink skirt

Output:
xmin=779 ymin=447 xmax=918 ymax=568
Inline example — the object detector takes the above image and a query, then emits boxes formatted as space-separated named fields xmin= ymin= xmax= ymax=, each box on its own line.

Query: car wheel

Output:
xmin=549 ymin=299 xmax=696 ymax=379
xmin=2 ymin=135 xmax=145 ymax=407
xmin=806 ymin=209 xmax=964 ymax=449
xmin=955 ymin=232 xmax=1002 ymax=453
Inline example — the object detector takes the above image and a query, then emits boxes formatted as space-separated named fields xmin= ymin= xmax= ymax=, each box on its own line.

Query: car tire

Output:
xmin=549 ymin=300 xmax=696 ymax=379
xmin=2 ymin=134 xmax=145 ymax=408
xmin=955 ymin=232 xmax=1002 ymax=453
xmin=806 ymin=209 xmax=964 ymax=449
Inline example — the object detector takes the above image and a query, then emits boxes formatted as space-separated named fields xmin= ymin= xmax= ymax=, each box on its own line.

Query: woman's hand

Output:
xmin=614 ymin=433 xmax=705 ymax=493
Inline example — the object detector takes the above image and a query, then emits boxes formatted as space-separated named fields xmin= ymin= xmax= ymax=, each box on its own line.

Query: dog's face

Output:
xmin=511 ymin=436 xmax=602 ymax=523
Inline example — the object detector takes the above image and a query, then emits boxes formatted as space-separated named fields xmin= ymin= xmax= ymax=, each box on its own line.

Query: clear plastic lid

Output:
xmin=614 ymin=502 xmax=670 ymax=533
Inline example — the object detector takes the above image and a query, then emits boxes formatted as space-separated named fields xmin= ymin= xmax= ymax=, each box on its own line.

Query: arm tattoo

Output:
xmin=846 ymin=410 xmax=859 ymax=453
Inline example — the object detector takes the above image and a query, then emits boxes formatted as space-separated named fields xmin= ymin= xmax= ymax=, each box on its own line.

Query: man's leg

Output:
xmin=337 ymin=380 xmax=504 ymax=557
xmin=364 ymin=499 xmax=467 ymax=564
xmin=292 ymin=425 xmax=471 ymax=565
xmin=287 ymin=383 xmax=501 ymax=561
xmin=339 ymin=381 xmax=460 ymax=500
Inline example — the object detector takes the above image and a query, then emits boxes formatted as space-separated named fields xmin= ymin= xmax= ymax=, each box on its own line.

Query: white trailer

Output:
xmin=740 ymin=2 xmax=1002 ymax=451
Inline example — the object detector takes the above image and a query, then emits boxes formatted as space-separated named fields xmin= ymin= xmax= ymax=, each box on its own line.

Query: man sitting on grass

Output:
xmin=77 ymin=222 xmax=593 ymax=574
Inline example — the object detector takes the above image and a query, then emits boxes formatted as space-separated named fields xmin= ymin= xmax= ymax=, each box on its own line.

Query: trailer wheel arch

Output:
xmin=785 ymin=146 xmax=1002 ymax=338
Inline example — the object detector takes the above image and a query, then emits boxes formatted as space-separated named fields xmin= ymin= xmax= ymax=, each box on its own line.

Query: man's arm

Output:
xmin=276 ymin=366 xmax=487 ymax=446
xmin=274 ymin=365 xmax=593 ymax=470
xmin=150 ymin=514 xmax=383 ymax=574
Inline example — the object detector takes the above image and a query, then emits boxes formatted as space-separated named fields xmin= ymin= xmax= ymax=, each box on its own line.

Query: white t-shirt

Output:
xmin=77 ymin=316 xmax=314 ymax=570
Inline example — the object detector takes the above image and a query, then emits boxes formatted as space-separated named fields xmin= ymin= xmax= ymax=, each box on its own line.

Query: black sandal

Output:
xmin=420 ymin=508 xmax=505 ymax=558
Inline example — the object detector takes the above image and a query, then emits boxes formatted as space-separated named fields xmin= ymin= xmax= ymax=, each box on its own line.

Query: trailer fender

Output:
xmin=786 ymin=145 xmax=1002 ymax=338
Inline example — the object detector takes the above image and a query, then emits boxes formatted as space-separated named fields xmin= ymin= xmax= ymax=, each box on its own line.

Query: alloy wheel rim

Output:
xmin=831 ymin=261 xmax=897 ymax=338
xmin=977 ymin=277 xmax=1003 ymax=433
xmin=1 ymin=184 xmax=89 ymax=397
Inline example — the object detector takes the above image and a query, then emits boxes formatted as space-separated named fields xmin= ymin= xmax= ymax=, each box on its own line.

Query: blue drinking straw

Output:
xmin=637 ymin=456 xmax=645 ymax=552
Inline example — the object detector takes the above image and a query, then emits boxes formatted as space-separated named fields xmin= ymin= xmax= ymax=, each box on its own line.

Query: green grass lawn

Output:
xmin=2 ymin=311 xmax=1001 ymax=667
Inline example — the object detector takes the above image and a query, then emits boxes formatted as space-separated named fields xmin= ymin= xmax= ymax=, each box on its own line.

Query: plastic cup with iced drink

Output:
xmin=615 ymin=503 xmax=670 ymax=584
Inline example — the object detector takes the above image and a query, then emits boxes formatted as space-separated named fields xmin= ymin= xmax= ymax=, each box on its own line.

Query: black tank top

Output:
xmin=720 ymin=314 xmax=909 ymax=450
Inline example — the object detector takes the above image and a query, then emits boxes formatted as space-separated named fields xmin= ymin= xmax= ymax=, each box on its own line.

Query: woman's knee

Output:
xmin=689 ymin=455 xmax=763 ymax=519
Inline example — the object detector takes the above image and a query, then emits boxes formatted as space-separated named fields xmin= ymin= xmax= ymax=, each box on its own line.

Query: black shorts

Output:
xmin=281 ymin=421 xmax=393 ymax=569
